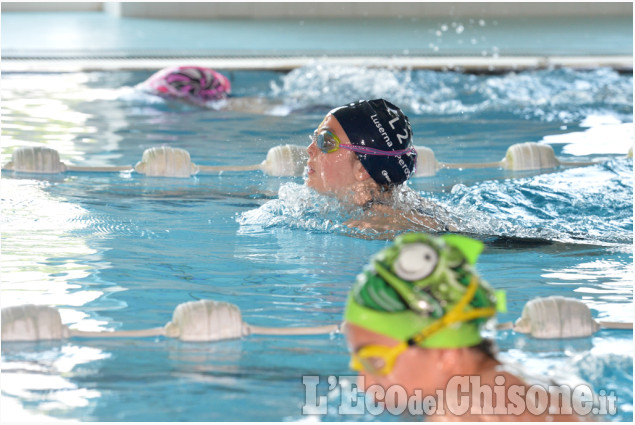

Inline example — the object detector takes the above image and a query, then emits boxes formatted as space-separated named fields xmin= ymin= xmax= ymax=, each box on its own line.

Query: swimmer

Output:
xmin=306 ymin=99 xmax=457 ymax=236
xmin=344 ymin=233 xmax=589 ymax=421
xmin=139 ymin=65 xmax=278 ymax=113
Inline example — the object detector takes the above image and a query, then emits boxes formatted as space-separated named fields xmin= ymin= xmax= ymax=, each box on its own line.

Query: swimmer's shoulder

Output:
xmin=410 ymin=196 xmax=460 ymax=233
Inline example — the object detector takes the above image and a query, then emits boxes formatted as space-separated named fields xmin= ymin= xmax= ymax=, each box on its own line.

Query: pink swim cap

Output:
xmin=144 ymin=66 xmax=231 ymax=105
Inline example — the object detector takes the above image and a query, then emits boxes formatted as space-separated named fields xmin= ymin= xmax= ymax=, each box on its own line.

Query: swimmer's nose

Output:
xmin=307 ymin=139 xmax=318 ymax=157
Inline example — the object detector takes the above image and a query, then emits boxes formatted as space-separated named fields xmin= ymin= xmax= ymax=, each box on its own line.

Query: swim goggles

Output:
xmin=310 ymin=129 xmax=416 ymax=156
xmin=349 ymin=275 xmax=497 ymax=376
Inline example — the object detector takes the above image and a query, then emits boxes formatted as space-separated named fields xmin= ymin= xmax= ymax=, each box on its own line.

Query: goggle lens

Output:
xmin=350 ymin=343 xmax=403 ymax=376
xmin=311 ymin=130 xmax=341 ymax=153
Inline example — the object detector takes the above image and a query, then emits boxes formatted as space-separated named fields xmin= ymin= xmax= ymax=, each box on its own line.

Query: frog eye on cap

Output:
xmin=393 ymin=243 xmax=438 ymax=281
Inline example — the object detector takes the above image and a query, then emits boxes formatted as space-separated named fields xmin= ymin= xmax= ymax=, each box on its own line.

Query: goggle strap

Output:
xmin=454 ymin=276 xmax=479 ymax=312
xmin=340 ymin=145 xmax=417 ymax=157
xmin=411 ymin=276 xmax=491 ymax=345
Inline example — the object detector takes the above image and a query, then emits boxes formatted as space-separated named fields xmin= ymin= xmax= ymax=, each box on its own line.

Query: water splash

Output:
xmin=238 ymin=156 xmax=632 ymax=245
xmin=270 ymin=62 xmax=415 ymax=113
xmin=444 ymin=159 xmax=633 ymax=245
xmin=236 ymin=182 xmax=457 ymax=239
xmin=117 ymin=64 xmax=632 ymax=124
xmin=237 ymin=182 xmax=353 ymax=235
xmin=273 ymin=64 xmax=633 ymax=123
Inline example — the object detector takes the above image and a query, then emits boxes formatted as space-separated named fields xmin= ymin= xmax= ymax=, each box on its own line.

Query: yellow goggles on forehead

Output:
xmin=349 ymin=276 xmax=496 ymax=376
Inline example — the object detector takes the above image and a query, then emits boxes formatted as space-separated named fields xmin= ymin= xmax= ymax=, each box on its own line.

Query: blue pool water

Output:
xmin=1 ymin=66 xmax=633 ymax=421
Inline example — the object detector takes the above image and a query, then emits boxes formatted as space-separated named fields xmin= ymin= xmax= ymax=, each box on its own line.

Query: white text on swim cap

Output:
xmin=386 ymin=107 xmax=410 ymax=146
xmin=371 ymin=114 xmax=393 ymax=148
xmin=395 ymin=128 xmax=410 ymax=146
xmin=398 ymin=156 xmax=411 ymax=178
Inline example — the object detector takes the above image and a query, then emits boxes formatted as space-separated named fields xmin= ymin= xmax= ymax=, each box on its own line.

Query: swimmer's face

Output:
xmin=306 ymin=114 xmax=368 ymax=198
xmin=345 ymin=322 xmax=443 ymax=399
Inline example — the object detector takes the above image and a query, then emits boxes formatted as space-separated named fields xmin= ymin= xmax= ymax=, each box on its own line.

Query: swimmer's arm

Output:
xmin=344 ymin=207 xmax=447 ymax=239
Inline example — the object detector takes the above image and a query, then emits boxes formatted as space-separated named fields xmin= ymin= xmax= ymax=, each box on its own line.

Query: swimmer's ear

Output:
xmin=440 ymin=234 xmax=484 ymax=265
xmin=353 ymin=160 xmax=372 ymax=182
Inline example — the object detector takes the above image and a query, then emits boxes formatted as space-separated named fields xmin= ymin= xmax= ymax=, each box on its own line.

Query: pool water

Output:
xmin=1 ymin=66 xmax=633 ymax=421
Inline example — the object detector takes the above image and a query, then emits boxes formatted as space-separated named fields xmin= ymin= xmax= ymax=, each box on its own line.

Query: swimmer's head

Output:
xmin=345 ymin=233 xmax=503 ymax=349
xmin=144 ymin=66 xmax=231 ymax=105
xmin=329 ymin=99 xmax=417 ymax=187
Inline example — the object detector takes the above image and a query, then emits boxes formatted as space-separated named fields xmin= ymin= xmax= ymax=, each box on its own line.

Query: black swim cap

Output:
xmin=330 ymin=99 xmax=416 ymax=186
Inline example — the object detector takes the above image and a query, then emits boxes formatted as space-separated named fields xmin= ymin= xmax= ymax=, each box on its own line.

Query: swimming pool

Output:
xmin=1 ymin=65 xmax=632 ymax=421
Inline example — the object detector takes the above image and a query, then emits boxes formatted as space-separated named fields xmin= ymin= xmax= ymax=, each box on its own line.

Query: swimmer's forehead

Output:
xmin=316 ymin=114 xmax=333 ymax=130
xmin=343 ymin=321 xmax=400 ymax=351
xmin=316 ymin=114 xmax=346 ymax=135
xmin=314 ymin=126 xmax=336 ymax=133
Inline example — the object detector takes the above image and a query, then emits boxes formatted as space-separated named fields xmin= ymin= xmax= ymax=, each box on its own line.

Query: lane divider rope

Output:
xmin=1 ymin=296 xmax=631 ymax=343
xmin=4 ymin=142 xmax=629 ymax=179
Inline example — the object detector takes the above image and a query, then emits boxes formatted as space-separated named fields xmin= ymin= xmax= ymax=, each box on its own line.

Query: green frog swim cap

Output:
xmin=344 ymin=233 xmax=505 ymax=349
